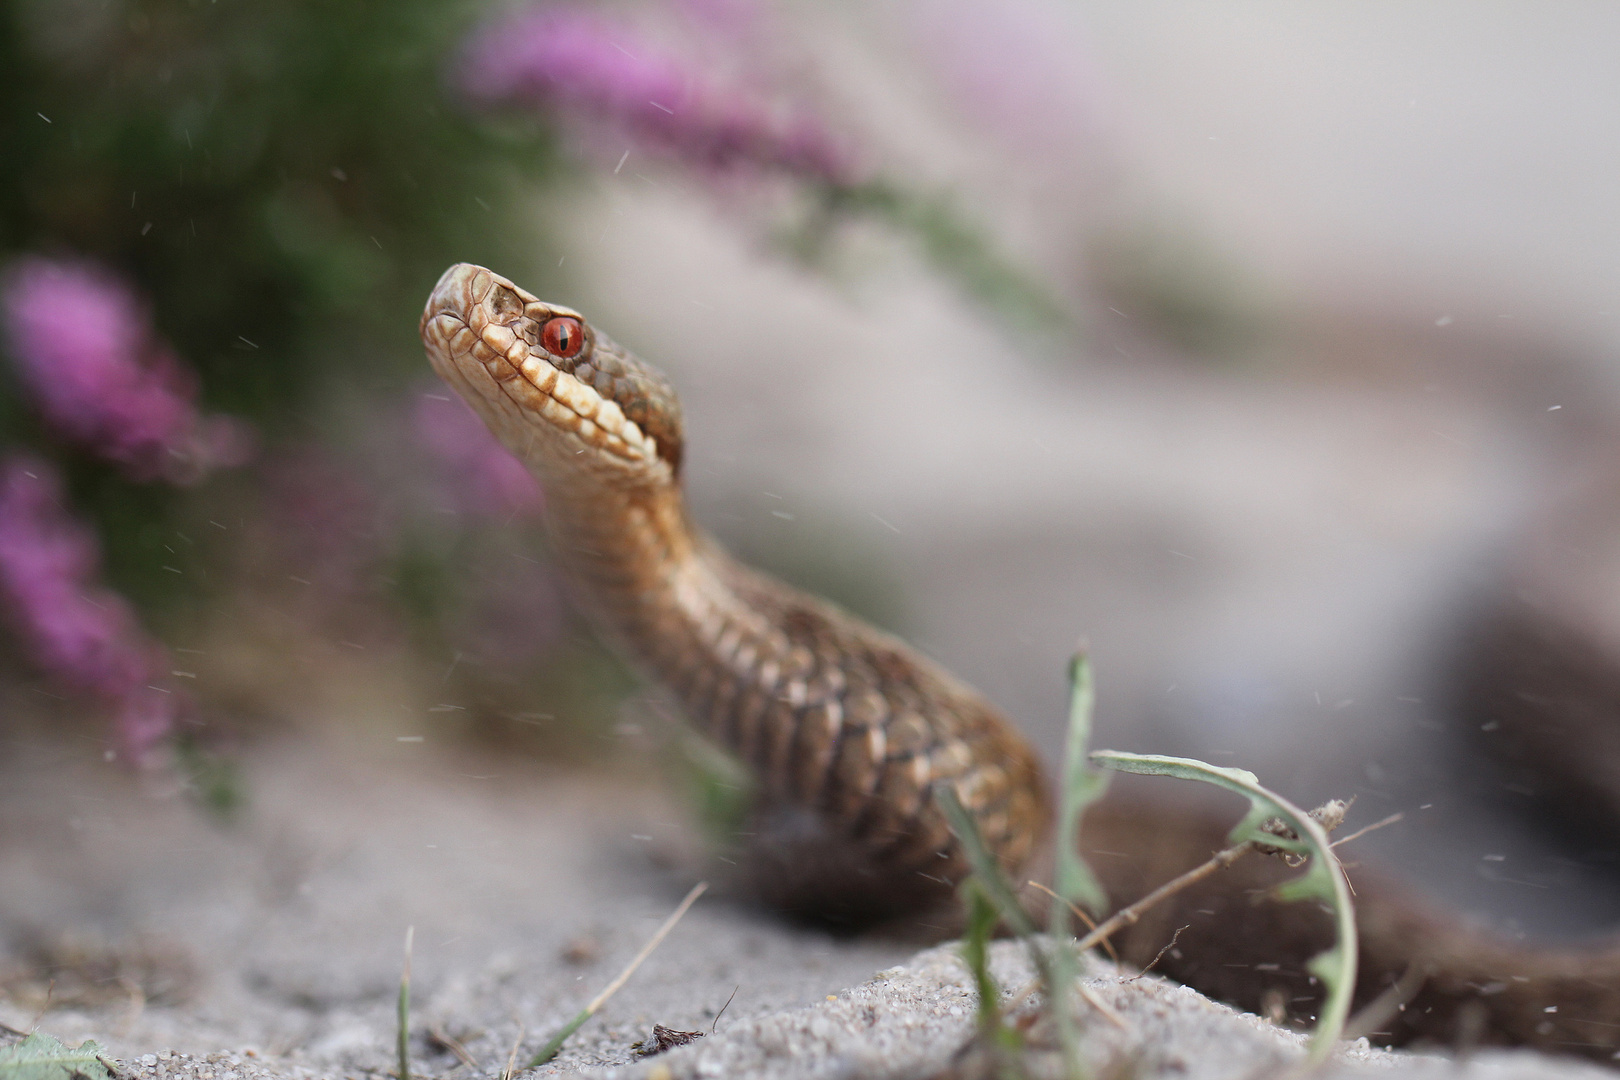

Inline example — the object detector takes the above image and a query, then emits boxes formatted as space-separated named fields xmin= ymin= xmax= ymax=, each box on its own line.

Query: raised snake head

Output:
xmin=421 ymin=263 xmax=685 ymax=488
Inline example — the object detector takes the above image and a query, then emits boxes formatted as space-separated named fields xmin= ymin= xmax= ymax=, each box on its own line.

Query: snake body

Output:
xmin=422 ymin=263 xmax=1620 ymax=1060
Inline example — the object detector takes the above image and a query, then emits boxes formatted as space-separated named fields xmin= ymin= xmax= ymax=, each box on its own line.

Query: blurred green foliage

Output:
xmin=0 ymin=0 xmax=571 ymax=617
xmin=1090 ymin=218 xmax=1276 ymax=361
xmin=2 ymin=0 xmax=561 ymax=423
xmin=0 ymin=0 xmax=652 ymax=765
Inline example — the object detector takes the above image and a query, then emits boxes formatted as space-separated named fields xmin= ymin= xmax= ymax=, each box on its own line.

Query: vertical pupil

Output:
xmin=544 ymin=317 xmax=581 ymax=357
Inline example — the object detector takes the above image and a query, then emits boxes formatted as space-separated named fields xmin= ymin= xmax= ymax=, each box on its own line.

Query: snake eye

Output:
xmin=541 ymin=316 xmax=584 ymax=359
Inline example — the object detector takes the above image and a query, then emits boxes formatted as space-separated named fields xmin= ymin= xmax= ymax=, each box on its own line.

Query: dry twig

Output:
xmin=428 ymin=1022 xmax=480 ymax=1071
xmin=529 ymin=881 xmax=708 ymax=1067
xmin=1025 ymin=880 xmax=1120 ymax=964
xmin=498 ymin=1024 xmax=525 ymax=1080
xmin=1076 ymin=841 xmax=1256 ymax=954
xmin=1126 ymin=925 xmax=1188 ymax=983
xmin=1330 ymin=812 xmax=1404 ymax=850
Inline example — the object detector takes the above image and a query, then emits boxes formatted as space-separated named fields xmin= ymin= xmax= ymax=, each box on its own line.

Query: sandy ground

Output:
xmin=0 ymin=728 xmax=906 ymax=1076
xmin=1 ymin=726 xmax=1612 ymax=1080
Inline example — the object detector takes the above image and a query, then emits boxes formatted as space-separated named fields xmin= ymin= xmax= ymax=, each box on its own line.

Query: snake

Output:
xmin=421 ymin=262 xmax=1620 ymax=1063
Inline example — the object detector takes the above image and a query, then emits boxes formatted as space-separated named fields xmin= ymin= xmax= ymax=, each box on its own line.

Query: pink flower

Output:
xmin=1 ymin=256 xmax=254 ymax=483
xmin=413 ymin=390 xmax=544 ymax=519
xmin=455 ymin=5 xmax=855 ymax=184
xmin=258 ymin=446 xmax=386 ymax=606
xmin=0 ymin=457 xmax=178 ymax=763
xmin=903 ymin=0 xmax=1111 ymax=164
xmin=456 ymin=552 xmax=566 ymax=668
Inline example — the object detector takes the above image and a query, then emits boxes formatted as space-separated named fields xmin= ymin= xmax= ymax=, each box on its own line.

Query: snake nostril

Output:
xmin=491 ymin=285 xmax=523 ymax=319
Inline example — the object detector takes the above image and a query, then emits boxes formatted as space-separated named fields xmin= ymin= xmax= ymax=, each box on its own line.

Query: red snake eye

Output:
xmin=541 ymin=316 xmax=584 ymax=359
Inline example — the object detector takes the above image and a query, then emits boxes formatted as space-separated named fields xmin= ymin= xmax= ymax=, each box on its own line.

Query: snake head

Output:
xmin=420 ymin=263 xmax=684 ymax=485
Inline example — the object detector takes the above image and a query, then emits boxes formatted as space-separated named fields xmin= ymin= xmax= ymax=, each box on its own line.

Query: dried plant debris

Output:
xmin=632 ymin=1025 xmax=706 ymax=1057
xmin=560 ymin=936 xmax=600 ymax=966
xmin=529 ymin=882 xmax=709 ymax=1067
xmin=0 ymin=934 xmax=195 ymax=1011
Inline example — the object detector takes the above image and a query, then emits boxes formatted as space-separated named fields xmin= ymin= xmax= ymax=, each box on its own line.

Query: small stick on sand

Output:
xmin=529 ymin=881 xmax=708 ymax=1067
xmin=499 ymin=1024 xmax=525 ymax=1080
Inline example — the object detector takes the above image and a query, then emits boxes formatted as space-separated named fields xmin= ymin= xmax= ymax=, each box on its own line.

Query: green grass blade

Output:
xmin=939 ymin=782 xmax=1087 ymax=1078
xmin=936 ymin=782 xmax=1036 ymax=937
xmin=1053 ymin=652 xmax=1109 ymax=917
xmin=1047 ymin=653 xmax=1111 ymax=1080
xmin=961 ymin=881 xmax=1012 ymax=1040
xmin=529 ymin=1010 xmax=591 ymax=1069
xmin=397 ymin=925 xmax=413 ymax=1080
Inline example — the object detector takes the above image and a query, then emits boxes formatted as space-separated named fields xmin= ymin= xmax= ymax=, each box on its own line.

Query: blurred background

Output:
xmin=5 ymin=0 xmax=1620 ymax=1017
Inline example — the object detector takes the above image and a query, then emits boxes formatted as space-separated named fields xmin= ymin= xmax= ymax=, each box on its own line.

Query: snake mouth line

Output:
xmin=425 ymin=308 xmax=658 ymax=467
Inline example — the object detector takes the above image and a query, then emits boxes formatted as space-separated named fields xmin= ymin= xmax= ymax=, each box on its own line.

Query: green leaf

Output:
xmin=0 ymin=1033 xmax=113 ymax=1080
xmin=939 ymin=782 xmax=1085 ymax=1077
xmin=1088 ymin=750 xmax=1357 ymax=1066
xmin=960 ymin=881 xmax=1008 ymax=1039
xmin=1044 ymin=653 xmax=1110 ymax=1080
xmin=817 ymin=180 xmax=1072 ymax=334
xmin=935 ymin=783 xmax=1036 ymax=938
xmin=1052 ymin=653 xmax=1109 ymax=917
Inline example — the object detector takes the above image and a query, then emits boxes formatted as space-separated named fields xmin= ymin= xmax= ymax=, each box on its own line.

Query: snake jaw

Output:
xmin=420 ymin=263 xmax=678 ymax=483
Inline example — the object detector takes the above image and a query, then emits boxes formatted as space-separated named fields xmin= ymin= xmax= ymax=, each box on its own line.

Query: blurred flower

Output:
xmin=904 ymin=0 xmax=1109 ymax=162
xmin=0 ymin=457 xmax=178 ymax=763
xmin=1 ymin=256 xmax=254 ymax=484
xmin=413 ymin=390 xmax=544 ymax=519
xmin=408 ymin=389 xmax=562 ymax=665
xmin=258 ymin=445 xmax=387 ymax=607
xmin=455 ymin=4 xmax=1061 ymax=330
xmin=456 ymin=551 xmax=566 ymax=668
xmin=455 ymin=5 xmax=855 ymax=185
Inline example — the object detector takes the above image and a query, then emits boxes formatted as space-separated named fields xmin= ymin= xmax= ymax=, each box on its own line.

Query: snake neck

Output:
xmin=538 ymin=475 xmax=1052 ymax=922
xmin=541 ymin=479 xmax=790 ymax=712
xmin=539 ymin=479 xmax=700 ymax=637
xmin=539 ymin=474 xmax=841 ymax=761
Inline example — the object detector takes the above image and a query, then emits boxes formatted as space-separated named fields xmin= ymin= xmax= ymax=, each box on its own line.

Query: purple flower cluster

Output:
xmin=413 ymin=390 xmax=544 ymax=519
xmin=904 ymin=0 xmax=1108 ymax=163
xmin=0 ymin=457 xmax=178 ymax=763
xmin=455 ymin=5 xmax=855 ymax=185
xmin=1 ymin=256 xmax=254 ymax=483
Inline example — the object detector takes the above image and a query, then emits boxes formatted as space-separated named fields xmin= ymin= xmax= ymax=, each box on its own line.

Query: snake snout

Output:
xmin=422 ymin=263 xmax=487 ymax=329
